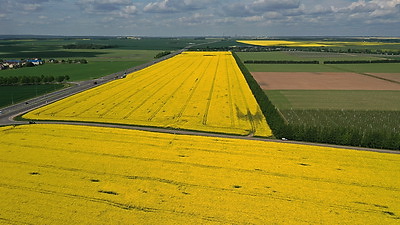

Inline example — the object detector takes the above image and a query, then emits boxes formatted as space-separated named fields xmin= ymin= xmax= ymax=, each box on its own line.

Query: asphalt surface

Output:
xmin=1 ymin=47 xmax=398 ymax=155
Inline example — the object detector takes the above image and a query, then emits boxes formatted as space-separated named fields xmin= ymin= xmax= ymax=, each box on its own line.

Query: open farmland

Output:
xmin=252 ymin=72 xmax=400 ymax=90
xmin=0 ymin=124 xmax=399 ymax=224
xmin=265 ymin=90 xmax=400 ymax=111
xmin=23 ymin=52 xmax=272 ymax=137
xmin=237 ymin=40 xmax=400 ymax=48
xmin=236 ymin=51 xmax=388 ymax=63
xmin=233 ymin=51 xmax=400 ymax=149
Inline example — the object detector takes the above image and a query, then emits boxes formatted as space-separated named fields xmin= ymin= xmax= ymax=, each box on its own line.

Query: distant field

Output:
xmin=0 ymin=124 xmax=399 ymax=224
xmin=265 ymin=90 xmax=400 ymax=110
xmin=236 ymin=52 xmax=400 ymax=73
xmin=252 ymin=72 xmax=400 ymax=90
xmin=0 ymin=37 xmax=212 ymax=55
xmin=236 ymin=51 xmax=384 ymax=62
xmin=327 ymin=63 xmax=400 ymax=73
xmin=237 ymin=40 xmax=400 ymax=48
xmin=0 ymin=84 xmax=64 ymax=108
xmin=0 ymin=38 xmax=209 ymax=82
xmin=244 ymin=61 xmax=400 ymax=73
xmin=245 ymin=64 xmax=343 ymax=72
xmin=0 ymin=61 xmax=146 ymax=81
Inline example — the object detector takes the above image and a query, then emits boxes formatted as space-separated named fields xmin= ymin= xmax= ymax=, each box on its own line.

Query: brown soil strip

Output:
xmin=252 ymin=72 xmax=400 ymax=90
xmin=370 ymin=73 xmax=400 ymax=83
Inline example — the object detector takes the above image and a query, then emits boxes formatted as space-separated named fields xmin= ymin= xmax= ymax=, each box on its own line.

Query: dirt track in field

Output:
xmin=371 ymin=73 xmax=400 ymax=83
xmin=252 ymin=72 xmax=400 ymax=90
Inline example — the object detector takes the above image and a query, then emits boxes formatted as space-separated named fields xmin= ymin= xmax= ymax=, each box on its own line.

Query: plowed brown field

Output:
xmin=252 ymin=72 xmax=400 ymax=90
xmin=371 ymin=73 xmax=400 ymax=83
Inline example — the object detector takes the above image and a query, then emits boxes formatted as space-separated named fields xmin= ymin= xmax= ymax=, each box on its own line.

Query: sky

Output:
xmin=1 ymin=0 xmax=399 ymax=37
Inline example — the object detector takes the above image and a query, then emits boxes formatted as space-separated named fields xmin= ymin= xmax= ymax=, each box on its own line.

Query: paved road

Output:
xmin=1 ymin=47 xmax=398 ymax=155
xmin=27 ymin=120 xmax=399 ymax=155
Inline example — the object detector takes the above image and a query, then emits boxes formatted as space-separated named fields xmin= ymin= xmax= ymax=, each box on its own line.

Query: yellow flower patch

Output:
xmin=23 ymin=51 xmax=271 ymax=137
xmin=0 ymin=124 xmax=399 ymax=224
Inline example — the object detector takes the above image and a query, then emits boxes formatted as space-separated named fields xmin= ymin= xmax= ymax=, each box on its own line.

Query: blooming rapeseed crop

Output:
xmin=0 ymin=124 xmax=399 ymax=224
xmin=23 ymin=51 xmax=272 ymax=137
xmin=237 ymin=40 xmax=399 ymax=47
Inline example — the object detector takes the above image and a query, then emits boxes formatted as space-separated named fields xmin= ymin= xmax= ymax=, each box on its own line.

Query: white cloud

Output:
xmin=1 ymin=0 xmax=400 ymax=36
xmin=76 ymin=0 xmax=137 ymax=16
xmin=144 ymin=0 xmax=213 ymax=13
xmin=243 ymin=15 xmax=264 ymax=22
xmin=178 ymin=13 xmax=213 ymax=25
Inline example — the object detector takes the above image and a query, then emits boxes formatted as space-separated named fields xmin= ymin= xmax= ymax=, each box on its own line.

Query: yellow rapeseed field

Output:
xmin=237 ymin=40 xmax=400 ymax=47
xmin=0 ymin=124 xmax=399 ymax=224
xmin=23 ymin=51 xmax=271 ymax=137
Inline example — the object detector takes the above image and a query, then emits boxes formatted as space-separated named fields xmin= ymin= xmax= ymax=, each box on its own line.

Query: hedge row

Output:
xmin=0 ymin=75 xmax=70 ymax=86
xmin=243 ymin=59 xmax=400 ymax=64
xmin=232 ymin=52 xmax=287 ymax=138
xmin=323 ymin=59 xmax=400 ymax=64
xmin=154 ymin=51 xmax=171 ymax=59
xmin=283 ymin=125 xmax=400 ymax=150
xmin=232 ymin=51 xmax=400 ymax=150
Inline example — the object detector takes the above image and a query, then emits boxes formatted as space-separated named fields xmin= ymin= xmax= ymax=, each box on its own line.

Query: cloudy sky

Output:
xmin=1 ymin=0 xmax=399 ymax=36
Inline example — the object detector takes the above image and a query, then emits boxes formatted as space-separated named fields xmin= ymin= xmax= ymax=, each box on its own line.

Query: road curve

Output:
xmin=0 ymin=47 xmax=398 ymax=155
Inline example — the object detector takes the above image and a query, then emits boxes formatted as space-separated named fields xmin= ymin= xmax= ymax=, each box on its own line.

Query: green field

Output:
xmin=246 ymin=64 xmax=343 ymax=72
xmin=265 ymin=90 xmax=400 ymax=110
xmin=0 ymin=61 xmax=148 ymax=81
xmin=236 ymin=51 xmax=400 ymax=73
xmin=281 ymin=109 xmax=400 ymax=136
xmin=0 ymin=37 xmax=213 ymax=55
xmin=262 ymin=90 xmax=400 ymax=148
xmin=244 ymin=61 xmax=400 ymax=73
xmin=0 ymin=84 xmax=64 ymax=108
xmin=326 ymin=63 xmax=400 ymax=73
xmin=0 ymin=37 xmax=214 ymax=82
xmin=236 ymin=51 xmax=384 ymax=62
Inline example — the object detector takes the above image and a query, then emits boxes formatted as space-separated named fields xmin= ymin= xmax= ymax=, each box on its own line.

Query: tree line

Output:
xmin=0 ymin=75 xmax=70 ymax=86
xmin=154 ymin=51 xmax=171 ymax=59
xmin=48 ymin=59 xmax=88 ymax=64
xmin=63 ymin=44 xmax=116 ymax=49
xmin=243 ymin=59 xmax=400 ymax=64
xmin=323 ymin=59 xmax=400 ymax=64
xmin=232 ymin=52 xmax=399 ymax=150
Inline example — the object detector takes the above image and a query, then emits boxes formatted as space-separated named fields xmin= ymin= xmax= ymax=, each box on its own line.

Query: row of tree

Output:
xmin=232 ymin=52 xmax=399 ymax=150
xmin=0 ymin=75 xmax=70 ymax=86
xmin=243 ymin=59 xmax=400 ymax=64
xmin=300 ymin=47 xmax=400 ymax=55
xmin=323 ymin=59 xmax=400 ymax=64
xmin=63 ymin=44 xmax=116 ymax=49
xmin=154 ymin=51 xmax=171 ymax=59
xmin=48 ymin=59 xmax=88 ymax=64
xmin=281 ymin=124 xmax=400 ymax=150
